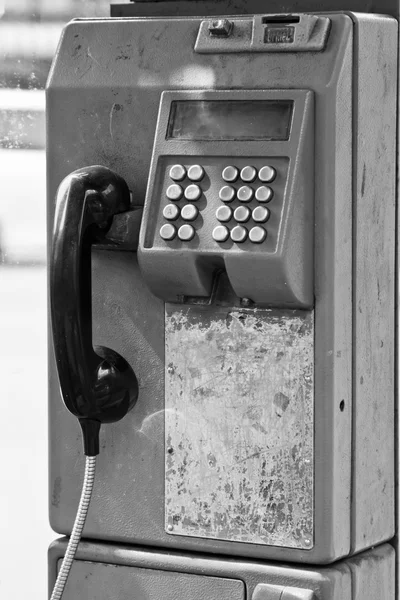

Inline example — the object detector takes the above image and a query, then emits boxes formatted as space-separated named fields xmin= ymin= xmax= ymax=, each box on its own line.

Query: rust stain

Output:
xmin=165 ymin=308 xmax=314 ymax=549
xmin=51 ymin=476 xmax=62 ymax=508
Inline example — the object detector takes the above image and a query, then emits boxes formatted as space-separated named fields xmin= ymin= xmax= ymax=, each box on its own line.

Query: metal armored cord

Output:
xmin=50 ymin=456 xmax=96 ymax=600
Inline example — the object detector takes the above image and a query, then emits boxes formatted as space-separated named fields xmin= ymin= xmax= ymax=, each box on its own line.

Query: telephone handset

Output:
xmin=50 ymin=165 xmax=139 ymax=456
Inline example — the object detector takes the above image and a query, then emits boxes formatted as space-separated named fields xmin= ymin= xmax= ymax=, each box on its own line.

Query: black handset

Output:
xmin=50 ymin=165 xmax=138 ymax=456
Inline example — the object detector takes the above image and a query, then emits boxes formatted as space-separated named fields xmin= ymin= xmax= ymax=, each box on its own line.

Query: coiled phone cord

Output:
xmin=50 ymin=456 xmax=97 ymax=600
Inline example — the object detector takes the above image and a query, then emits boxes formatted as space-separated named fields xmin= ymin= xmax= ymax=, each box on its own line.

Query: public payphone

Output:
xmin=48 ymin=7 xmax=397 ymax=600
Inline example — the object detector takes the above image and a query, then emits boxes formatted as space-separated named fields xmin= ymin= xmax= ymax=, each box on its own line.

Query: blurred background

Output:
xmin=0 ymin=2 xmax=110 ymax=598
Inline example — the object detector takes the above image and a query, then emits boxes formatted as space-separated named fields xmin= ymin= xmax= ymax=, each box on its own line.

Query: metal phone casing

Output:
xmin=47 ymin=13 xmax=397 ymax=564
xmin=48 ymin=539 xmax=395 ymax=600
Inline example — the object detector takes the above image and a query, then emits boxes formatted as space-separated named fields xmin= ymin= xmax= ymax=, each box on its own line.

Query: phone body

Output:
xmin=47 ymin=12 xmax=397 ymax=566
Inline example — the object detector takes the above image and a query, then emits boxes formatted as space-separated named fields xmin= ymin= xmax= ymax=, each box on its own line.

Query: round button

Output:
xmin=216 ymin=205 xmax=232 ymax=222
xmin=178 ymin=224 xmax=195 ymax=241
xmin=160 ymin=223 xmax=177 ymax=241
xmin=169 ymin=164 xmax=186 ymax=181
xmin=187 ymin=164 xmax=204 ymax=182
xmin=255 ymin=186 xmax=273 ymax=203
xmin=249 ymin=226 xmax=267 ymax=243
xmin=259 ymin=166 xmax=276 ymax=183
xmin=230 ymin=225 xmax=248 ymax=243
xmin=252 ymin=206 xmax=270 ymax=223
xmin=166 ymin=184 xmax=183 ymax=201
xmin=219 ymin=186 xmax=236 ymax=203
xmin=237 ymin=186 xmax=254 ymax=203
xmin=212 ymin=225 xmax=230 ymax=243
xmin=240 ymin=166 xmax=257 ymax=183
xmin=181 ymin=204 xmax=199 ymax=221
xmin=222 ymin=166 xmax=239 ymax=182
xmin=184 ymin=184 xmax=202 ymax=201
xmin=163 ymin=204 xmax=180 ymax=221
xmin=234 ymin=206 xmax=251 ymax=223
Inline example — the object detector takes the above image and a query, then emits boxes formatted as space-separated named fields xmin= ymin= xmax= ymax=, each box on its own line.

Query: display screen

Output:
xmin=167 ymin=100 xmax=293 ymax=141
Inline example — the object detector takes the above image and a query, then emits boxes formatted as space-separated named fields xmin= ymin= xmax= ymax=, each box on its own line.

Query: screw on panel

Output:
xmin=167 ymin=366 xmax=174 ymax=375
xmin=303 ymin=537 xmax=312 ymax=547
xmin=208 ymin=19 xmax=233 ymax=37
xmin=167 ymin=524 xmax=174 ymax=532
xmin=167 ymin=446 xmax=174 ymax=454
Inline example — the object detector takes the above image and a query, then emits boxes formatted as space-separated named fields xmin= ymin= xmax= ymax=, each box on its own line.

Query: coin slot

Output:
xmin=261 ymin=15 xmax=300 ymax=24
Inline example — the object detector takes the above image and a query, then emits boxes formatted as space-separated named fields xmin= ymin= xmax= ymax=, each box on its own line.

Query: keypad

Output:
xmin=184 ymin=184 xmax=202 ymax=201
xmin=160 ymin=161 xmax=279 ymax=245
xmin=169 ymin=164 xmax=186 ymax=181
xmin=160 ymin=223 xmax=177 ymax=241
xmin=178 ymin=224 xmax=195 ymax=241
xmin=214 ymin=163 xmax=279 ymax=245
xmin=222 ymin=166 xmax=239 ymax=182
xmin=252 ymin=206 xmax=270 ymax=223
xmin=219 ymin=186 xmax=236 ymax=203
xmin=188 ymin=164 xmax=204 ymax=182
xmin=234 ymin=206 xmax=251 ymax=223
xmin=160 ymin=163 xmax=207 ymax=242
xmin=240 ymin=166 xmax=257 ymax=183
xmin=166 ymin=184 xmax=183 ymax=201
xmin=181 ymin=204 xmax=198 ymax=221
xmin=259 ymin=166 xmax=276 ymax=183
xmin=237 ymin=186 xmax=254 ymax=203
xmin=231 ymin=225 xmax=248 ymax=243
xmin=212 ymin=225 xmax=230 ymax=242
xmin=216 ymin=205 xmax=232 ymax=222
xmin=163 ymin=204 xmax=180 ymax=221
xmin=255 ymin=186 xmax=273 ymax=203
xmin=249 ymin=226 xmax=267 ymax=243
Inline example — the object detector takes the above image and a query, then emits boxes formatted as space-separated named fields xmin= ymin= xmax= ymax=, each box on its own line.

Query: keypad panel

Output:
xmin=145 ymin=156 xmax=288 ymax=251
xmin=211 ymin=161 xmax=283 ymax=246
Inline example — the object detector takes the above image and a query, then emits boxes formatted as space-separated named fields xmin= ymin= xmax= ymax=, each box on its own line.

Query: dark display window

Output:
xmin=167 ymin=100 xmax=293 ymax=141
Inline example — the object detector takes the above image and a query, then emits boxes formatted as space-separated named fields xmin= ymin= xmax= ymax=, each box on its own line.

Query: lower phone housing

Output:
xmin=48 ymin=539 xmax=394 ymax=600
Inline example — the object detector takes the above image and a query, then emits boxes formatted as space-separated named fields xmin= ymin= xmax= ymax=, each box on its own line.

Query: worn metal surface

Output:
xmin=110 ymin=1 xmax=400 ymax=19
xmin=165 ymin=306 xmax=314 ymax=549
xmin=60 ymin=560 xmax=245 ymax=600
xmin=351 ymin=15 xmax=397 ymax=553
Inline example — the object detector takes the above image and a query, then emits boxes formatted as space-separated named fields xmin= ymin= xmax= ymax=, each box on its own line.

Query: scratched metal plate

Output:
xmin=165 ymin=306 xmax=314 ymax=549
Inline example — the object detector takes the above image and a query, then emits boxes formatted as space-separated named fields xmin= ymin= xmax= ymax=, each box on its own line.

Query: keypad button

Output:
xmin=237 ymin=186 xmax=254 ymax=202
xmin=240 ymin=166 xmax=257 ymax=183
xmin=169 ymin=164 xmax=186 ymax=181
xmin=160 ymin=223 xmax=177 ymax=241
xmin=231 ymin=225 xmax=248 ymax=243
xmin=249 ymin=226 xmax=267 ymax=243
xmin=219 ymin=186 xmax=236 ymax=203
xmin=222 ymin=166 xmax=239 ymax=182
xmin=213 ymin=225 xmax=230 ymax=242
xmin=255 ymin=186 xmax=273 ymax=203
xmin=252 ymin=206 xmax=270 ymax=223
xmin=178 ymin=224 xmax=195 ymax=241
xmin=181 ymin=204 xmax=199 ymax=221
xmin=184 ymin=184 xmax=202 ymax=201
xmin=234 ymin=206 xmax=251 ymax=223
xmin=187 ymin=164 xmax=204 ymax=182
xmin=216 ymin=205 xmax=233 ymax=222
xmin=259 ymin=166 xmax=276 ymax=183
xmin=163 ymin=204 xmax=180 ymax=221
xmin=166 ymin=184 xmax=183 ymax=201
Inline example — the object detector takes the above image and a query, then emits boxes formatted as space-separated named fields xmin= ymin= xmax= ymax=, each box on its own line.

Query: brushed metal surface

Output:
xmin=165 ymin=306 xmax=314 ymax=549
